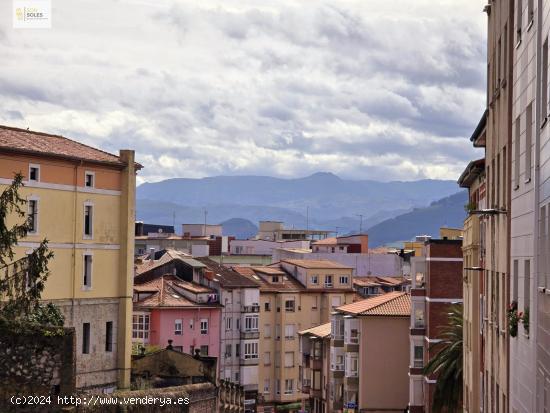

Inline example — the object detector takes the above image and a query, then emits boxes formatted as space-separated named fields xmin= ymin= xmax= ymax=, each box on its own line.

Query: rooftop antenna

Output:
xmin=355 ymin=214 xmax=364 ymax=234
xmin=335 ymin=226 xmax=340 ymax=237
xmin=173 ymin=211 xmax=176 ymax=230
xmin=203 ymin=209 xmax=208 ymax=237
xmin=306 ymin=206 xmax=309 ymax=240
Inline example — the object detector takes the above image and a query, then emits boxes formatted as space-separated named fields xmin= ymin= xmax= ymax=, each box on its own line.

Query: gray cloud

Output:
xmin=0 ymin=0 xmax=486 ymax=184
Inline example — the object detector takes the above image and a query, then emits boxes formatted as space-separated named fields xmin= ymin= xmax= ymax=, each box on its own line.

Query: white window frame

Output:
xmin=82 ymin=252 xmax=93 ymax=290
xmin=200 ymin=318 xmax=208 ymax=334
xmin=339 ymin=276 xmax=349 ymax=285
xmin=325 ymin=275 xmax=333 ymax=288
xmin=28 ymin=163 xmax=40 ymax=182
xmin=27 ymin=196 xmax=39 ymax=234
xmin=310 ymin=275 xmax=318 ymax=285
xmin=83 ymin=201 xmax=94 ymax=239
xmin=132 ymin=313 xmax=150 ymax=342
xmin=285 ymin=299 xmax=295 ymax=312
xmin=175 ymin=319 xmax=182 ymax=335
xmin=284 ymin=324 xmax=295 ymax=340
xmin=226 ymin=317 xmax=232 ymax=331
xmin=245 ymin=315 xmax=259 ymax=331
xmin=84 ymin=171 xmax=95 ymax=188
xmin=284 ymin=379 xmax=294 ymax=395
xmin=264 ymin=379 xmax=270 ymax=394
xmin=244 ymin=342 xmax=258 ymax=359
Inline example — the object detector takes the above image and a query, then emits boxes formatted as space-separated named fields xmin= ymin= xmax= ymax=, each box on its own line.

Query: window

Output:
xmin=339 ymin=276 xmax=349 ymax=285
xmin=29 ymin=165 xmax=40 ymax=182
xmin=350 ymin=328 xmax=359 ymax=344
xmin=264 ymin=351 xmax=271 ymax=365
xmin=414 ymin=307 xmax=425 ymax=328
xmin=28 ymin=199 xmax=38 ymax=233
xmin=235 ymin=343 xmax=240 ymax=357
xmin=414 ymin=345 xmax=424 ymax=368
xmin=284 ymin=352 xmax=294 ymax=368
xmin=244 ymin=342 xmax=258 ymax=359
xmin=284 ymin=379 xmax=294 ymax=395
xmin=284 ymin=324 xmax=295 ymax=340
xmin=83 ymin=254 xmax=93 ymax=288
xmin=264 ymin=302 xmax=271 ymax=312
xmin=264 ymin=324 xmax=271 ymax=338
xmin=264 ymin=379 xmax=270 ymax=394
xmin=84 ymin=204 xmax=93 ymax=237
xmin=516 ymin=0 xmax=522 ymax=45
xmin=85 ymin=172 xmax=94 ymax=188
xmin=225 ymin=344 xmax=232 ymax=358
xmin=105 ymin=321 xmax=113 ymax=352
xmin=325 ymin=275 xmax=333 ymax=288
xmin=132 ymin=314 xmax=149 ymax=340
xmin=331 ymin=296 xmax=342 ymax=308
xmin=200 ymin=319 xmax=208 ymax=334
xmin=189 ymin=319 xmax=194 ymax=330
xmin=524 ymin=260 xmax=531 ymax=310
xmin=526 ymin=102 xmax=533 ymax=181
xmin=272 ymin=276 xmax=279 ymax=283
xmin=82 ymin=322 xmax=90 ymax=354
xmin=285 ymin=299 xmax=295 ymax=312
xmin=312 ymin=296 xmax=318 ymax=310
xmin=542 ymin=39 xmax=549 ymax=120
xmin=200 ymin=345 xmax=209 ymax=356
xmin=345 ymin=353 xmax=358 ymax=377
xmin=514 ymin=115 xmax=521 ymax=188
xmin=310 ymin=275 xmax=318 ymax=285
xmin=175 ymin=319 xmax=182 ymax=335
xmin=331 ymin=317 xmax=344 ymax=340
xmin=236 ymin=318 xmax=240 ymax=330
xmin=513 ymin=260 xmax=519 ymax=303
xmin=244 ymin=315 xmax=258 ymax=331
xmin=226 ymin=317 xmax=232 ymax=331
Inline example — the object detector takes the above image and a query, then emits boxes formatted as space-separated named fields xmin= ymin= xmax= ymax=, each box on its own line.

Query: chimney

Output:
xmin=149 ymin=247 xmax=155 ymax=262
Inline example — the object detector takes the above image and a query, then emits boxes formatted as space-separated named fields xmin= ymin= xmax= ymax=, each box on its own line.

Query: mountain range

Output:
xmin=136 ymin=172 xmax=465 ymax=245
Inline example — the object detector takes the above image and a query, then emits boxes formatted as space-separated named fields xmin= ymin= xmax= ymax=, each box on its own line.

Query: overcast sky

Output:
xmin=0 ymin=0 xmax=487 ymax=184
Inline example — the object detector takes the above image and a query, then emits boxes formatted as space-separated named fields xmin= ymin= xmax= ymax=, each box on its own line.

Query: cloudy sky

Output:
xmin=0 ymin=0 xmax=486 ymax=184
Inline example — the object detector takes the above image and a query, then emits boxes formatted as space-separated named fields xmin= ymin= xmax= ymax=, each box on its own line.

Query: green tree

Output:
xmin=0 ymin=173 xmax=63 ymax=326
xmin=423 ymin=304 xmax=463 ymax=413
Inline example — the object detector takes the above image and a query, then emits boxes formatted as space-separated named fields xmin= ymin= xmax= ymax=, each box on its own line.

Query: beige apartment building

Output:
xmin=331 ymin=292 xmax=411 ymax=413
xmin=235 ymin=259 xmax=355 ymax=413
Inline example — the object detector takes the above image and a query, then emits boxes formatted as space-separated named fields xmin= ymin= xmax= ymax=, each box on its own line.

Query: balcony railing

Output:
xmin=242 ymin=305 xmax=260 ymax=313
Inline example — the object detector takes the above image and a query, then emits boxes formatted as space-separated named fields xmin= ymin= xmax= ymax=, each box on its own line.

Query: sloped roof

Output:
xmin=233 ymin=265 xmax=305 ymax=292
xmin=0 ymin=125 xmax=141 ymax=168
xmin=336 ymin=292 xmax=410 ymax=317
xmin=133 ymin=275 xmax=221 ymax=309
xmin=194 ymin=257 xmax=259 ymax=288
xmin=282 ymin=259 xmax=353 ymax=270
xmin=298 ymin=322 xmax=331 ymax=338
xmin=312 ymin=237 xmax=338 ymax=245
xmin=353 ymin=276 xmax=407 ymax=288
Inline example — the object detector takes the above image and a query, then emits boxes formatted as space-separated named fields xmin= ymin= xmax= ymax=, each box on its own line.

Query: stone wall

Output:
xmin=0 ymin=324 xmax=76 ymax=410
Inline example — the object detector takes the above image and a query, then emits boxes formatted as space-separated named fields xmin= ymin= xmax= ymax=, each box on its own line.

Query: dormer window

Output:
xmin=272 ymin=276 xmax=279 ymax=283
xmin=29 ymin=164 xmax=40 ymax=182
xmin=85 ymin=172 xmax=95 ymax=188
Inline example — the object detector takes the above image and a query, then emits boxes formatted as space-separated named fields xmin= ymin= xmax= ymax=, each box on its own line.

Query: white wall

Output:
xmin=230 ymin=239 xmax=310 ymax=255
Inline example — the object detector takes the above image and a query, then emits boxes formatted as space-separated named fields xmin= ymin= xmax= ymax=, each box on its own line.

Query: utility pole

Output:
xmin=203 ymin=209 xmax=208 ymax=237
xmin=355 ymin=214 xmax=364 ymax=234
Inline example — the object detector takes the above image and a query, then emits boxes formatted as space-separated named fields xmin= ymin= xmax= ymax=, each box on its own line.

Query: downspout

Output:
xmin=70 ymin=161 xmax=82 ymax=325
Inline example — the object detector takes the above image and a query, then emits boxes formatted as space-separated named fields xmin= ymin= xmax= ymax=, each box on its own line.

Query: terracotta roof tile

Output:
xmin=233 ymin=265 xmax=305 ymax=292
xmin=353 ymin=276 xmax=407 ymax=287
xmin=282 ymin=259 xmax=353 ymax=270
xmin=195 ymin=257 xmax=260 ymax=288
xmin=336 ymin=292 xmax=410 ymax=316
xmin=0 ymin=125 xmax=138 ymax=167
xmin=311 ymin=237 xmax=338 ymax=245
xmin=298 ymin=322 xmax=331 ymax=338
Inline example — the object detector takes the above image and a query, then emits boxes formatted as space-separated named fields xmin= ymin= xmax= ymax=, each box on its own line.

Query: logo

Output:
xmin=13 ymin=0 xmax=51 ymax=28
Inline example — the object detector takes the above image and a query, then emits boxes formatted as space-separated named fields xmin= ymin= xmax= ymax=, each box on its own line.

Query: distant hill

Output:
xmin=366 ymin=191 xmax=468 ymax=247
xmin=220 ymin=218 xmax=258 ymax=239
xmin=136 ymin=172 xmax=461 ymax=234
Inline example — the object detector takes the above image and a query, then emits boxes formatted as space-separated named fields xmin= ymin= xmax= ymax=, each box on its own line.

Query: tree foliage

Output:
xmin=0 ymin=173 xmax=63 ymax=326
xmin=423 ymin=304 xmax=463 ymax=413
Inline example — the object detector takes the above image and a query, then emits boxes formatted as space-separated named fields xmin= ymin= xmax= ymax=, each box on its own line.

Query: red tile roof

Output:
xmin=298 ymin=322 xmax=331 ymax=338
xmin=282 ymin=259 xmax=353 ymax=270
xmin=336 ymin=291 xmax=410 ymax=316
xmin=0 ymin=125 xmax=141 ymax=168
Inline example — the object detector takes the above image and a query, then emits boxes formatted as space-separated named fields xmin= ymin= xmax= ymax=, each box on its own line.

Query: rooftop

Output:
xmin=194 ymin=257 xmax=259 ymax=288
xmin=233 ymin=265 xmax=306 ymax=292
xmin=336 ymin=291 xmax=410 ymax=317
xmin=353 ymin=276 xmax=407 ymax=287
xmin=298 ymin=322 xmax=331 ymax=338
xmin=0 ymin=125 xmax=142 ymax=168
xmin=282 ymin=259 xmax=353 ymax=270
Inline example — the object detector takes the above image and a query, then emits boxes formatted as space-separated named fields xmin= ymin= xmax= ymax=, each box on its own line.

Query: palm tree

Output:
xmin=423 ymin=304 xmax=463 ymax=412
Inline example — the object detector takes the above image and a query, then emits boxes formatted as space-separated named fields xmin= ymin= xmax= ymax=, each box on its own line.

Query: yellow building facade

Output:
xmin=0 ymin=126 xmax=139 ymax=390
xmin=236 ymin=259 xmax=355 ymax=413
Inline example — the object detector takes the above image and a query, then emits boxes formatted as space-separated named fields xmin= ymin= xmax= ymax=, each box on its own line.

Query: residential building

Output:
xmin=256 ymin=221 xmax=332 ymax=241
xmin=230 ymin=239 xmax=310 ymax=256
xmin=132 ymin=274 xmax=222 ymax=360
xmin=459 ymin=150 xmax=486 ymax=411
xmin=235 ymin=259 xmax=355 ymax=413
xmin=182 ymin=223 xmax=223 ymax=238
xmin=408 ymin=239 xmax=463 ymax=413
xmin=481 ymin=1 xmax=514 ymax=411
xmin=194 ymin=257 xmax=262 ymax=413
xmin=273 ymin=246 xmax=404 ymax=277
xmin=353 ymin=276 xmax=409 ymax=298
xmin=135 ymin=232 xmax=210 ymax=257
xmin=135 ymin=222 xmax=175 ymax=236
xmin=330 ymin=292 xmax=411 ymax=413
xmin=298 ymin=323 xmax=331 ymax=413
xmin=0 ymin=125 xmax=140 ymax=390
xmin=311 ymin=235 xmax=369 ymax=254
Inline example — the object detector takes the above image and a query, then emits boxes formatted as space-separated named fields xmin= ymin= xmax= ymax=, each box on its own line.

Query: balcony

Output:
xmin=302 ymin=353 xmax=311 ymax=368
xmin=242 ymin=305 xmax=260 ymax=313
xmin=311 ymin=358 xmax=323 ymax=370
xmin=240 ymin=330 xmax=260 ymax=340
xmin=240 ymin=356 xmax=259 ymax=366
